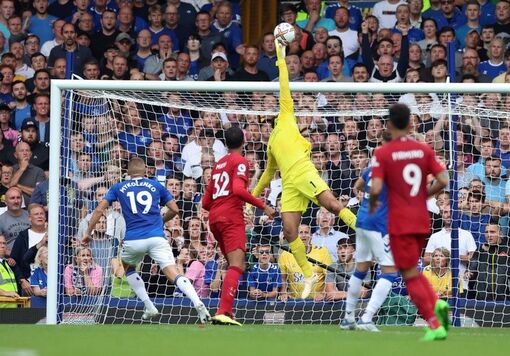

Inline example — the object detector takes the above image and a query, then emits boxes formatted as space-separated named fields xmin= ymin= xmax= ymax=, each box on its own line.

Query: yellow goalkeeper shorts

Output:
xmin=280 ymin=168 xmax=330 ymax=213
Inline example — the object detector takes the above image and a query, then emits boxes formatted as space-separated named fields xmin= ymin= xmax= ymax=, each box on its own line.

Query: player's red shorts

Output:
xmin=209 ymin=218 xmax=247 ymax=256
xmin=390 ymin=234 xmax=429 ymax=270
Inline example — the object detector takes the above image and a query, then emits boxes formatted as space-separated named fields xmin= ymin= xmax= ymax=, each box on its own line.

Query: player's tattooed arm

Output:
xmin=427 ymin=170 xmax=449 ymax=198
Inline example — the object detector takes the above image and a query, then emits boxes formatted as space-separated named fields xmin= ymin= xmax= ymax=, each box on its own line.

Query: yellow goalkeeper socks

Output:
xmin=338 ymin=208 xmax=357 ymax=230
xmin=289 ymin=237 xmax=313 ymax=278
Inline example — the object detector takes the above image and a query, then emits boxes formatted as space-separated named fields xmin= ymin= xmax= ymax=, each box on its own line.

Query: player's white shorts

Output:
xmin=121 ymin=237 xmax=175 ymax=269
xmin=355 ymin=228 xmax=394 ymax=266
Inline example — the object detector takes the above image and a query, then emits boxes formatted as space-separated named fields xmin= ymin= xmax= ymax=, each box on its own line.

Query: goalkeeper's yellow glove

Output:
xmin=339 ymin=208 xmax=357 ymax=231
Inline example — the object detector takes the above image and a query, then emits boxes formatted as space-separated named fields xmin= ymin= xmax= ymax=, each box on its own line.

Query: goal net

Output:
xmin=47 ymin=81 xmax=510 ymax=327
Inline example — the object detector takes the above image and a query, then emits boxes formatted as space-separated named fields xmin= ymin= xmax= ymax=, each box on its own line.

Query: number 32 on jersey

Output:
xmin=212 ymin=163 xmax=247 ymax=199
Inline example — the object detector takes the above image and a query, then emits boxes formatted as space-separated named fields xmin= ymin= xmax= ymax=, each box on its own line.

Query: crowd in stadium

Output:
xmin=0 ymin=0 xmax=510 ymax=313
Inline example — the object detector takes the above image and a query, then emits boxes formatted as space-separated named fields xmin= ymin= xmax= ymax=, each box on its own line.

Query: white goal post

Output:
xmin=48 ymin=80 xmax=510 ymax=326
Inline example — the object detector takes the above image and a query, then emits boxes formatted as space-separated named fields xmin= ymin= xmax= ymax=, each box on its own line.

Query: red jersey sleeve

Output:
xmin=232 ymin=156 xmax=265 ymax=209
xmin=201 ymin=179 xmax=213 ymax=211
xmin=370 ymin=147 xmax=385 ymax=179
xmin=426 ymin=145 xmax=446 ymax=176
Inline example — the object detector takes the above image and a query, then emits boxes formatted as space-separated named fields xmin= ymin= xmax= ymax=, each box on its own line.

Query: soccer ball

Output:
xmin=274 ymin=22 xmax=296 ymax=46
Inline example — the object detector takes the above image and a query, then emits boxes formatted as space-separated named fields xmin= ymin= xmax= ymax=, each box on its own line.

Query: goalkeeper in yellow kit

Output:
xmin=252 ymin=40 xmax=357 ymax=299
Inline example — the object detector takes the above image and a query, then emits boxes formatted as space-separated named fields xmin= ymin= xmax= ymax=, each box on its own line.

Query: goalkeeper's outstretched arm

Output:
xmin=275 ymin=41 xmax=294 ymax=122
xmin=252 ymin=150 xmax=277 ymax=198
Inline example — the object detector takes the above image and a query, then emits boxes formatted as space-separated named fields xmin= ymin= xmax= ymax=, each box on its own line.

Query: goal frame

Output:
xmin=48 ymin=80 xmax=510 ymax=325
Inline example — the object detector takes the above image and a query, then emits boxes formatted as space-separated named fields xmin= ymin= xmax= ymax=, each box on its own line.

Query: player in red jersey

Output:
xmin=202 ymin=126 xmax=275 ymax=326
xmin=369 ymin=104 xmax=450 ymax=341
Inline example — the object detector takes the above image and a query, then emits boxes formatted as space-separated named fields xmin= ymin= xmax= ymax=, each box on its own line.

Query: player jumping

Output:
xmin=252 ymin=40 xmax=357 ymax=299
xmin=341 ymin=131 xmax=397 ymax=332
xmin=83 ymin=157 xmax=211 ymax=323
xmin=202 ymin=126 xmax=276 ymax=326
xmin=369 ymin=104 xmax=450 ymax=341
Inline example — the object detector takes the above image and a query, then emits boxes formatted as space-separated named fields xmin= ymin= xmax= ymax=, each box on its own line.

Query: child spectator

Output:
xmin=30 ymin=245 xmax=48 ymax=298
xmin=247 ymin=244 xmax=283 ymax=300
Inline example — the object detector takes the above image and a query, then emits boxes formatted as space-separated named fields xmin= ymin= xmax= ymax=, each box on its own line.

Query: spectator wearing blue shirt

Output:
xmin=460 ymin=191 xmax=492 ymax=246
xmin=324 ymin=1 xmax=362 ymax=31
xmin=480 ymin=156 xmax=507 ymax=204
xmin=117 ymin=102 xmax=152 ymax=155
xmin=479 ymin=38 xmax=507 ymax=80
xmin=391 ymin=4 xmax=424 ymax=43
xmin=212 ymin=2 xmax=243 ymax=70
xmin=145 ymin=141 xmax=173 ymax=186
xmin=247 ymin=244 xmax=282 ymax=300
xmin=297 ymin=0 xmax=336 ymax=33
xmin=257 ymin=32 xmax=278 ymax=81
xmin=30 ymin=245 xmax=48 ymax=299
xmin=463 ymin=0 xmax=497 ymax=26
xmin=423 ymin=0 xmax=443 ymax=22
xmin=467 ymin=137 xmax=507 ymax=179
xmin=495 ymin=126 xmax=510 ymax=169
xmin=147 ymin=4 xmax=180 ymax=51
xmin=158 ymin=94 xmax=193 ymax=145
xmin=456 ymin=1 xmax=482 ymax=49
xmin=434 ymin=0 xmax=467 ymax=30
xmin=29 ymin=0 xmax=58 ymax=44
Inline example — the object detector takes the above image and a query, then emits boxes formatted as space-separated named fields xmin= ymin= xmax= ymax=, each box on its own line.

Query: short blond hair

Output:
xmin=127 ymin=157 xmax=146 ymax=177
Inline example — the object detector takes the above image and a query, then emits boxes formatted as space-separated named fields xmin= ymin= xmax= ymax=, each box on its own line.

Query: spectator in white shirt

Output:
xmin=312 ymin=207 xmax=349 ymax=262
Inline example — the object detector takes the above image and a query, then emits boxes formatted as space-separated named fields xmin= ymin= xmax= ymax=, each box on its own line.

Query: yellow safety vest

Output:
xmin=0 ymin=260 xmax=18 ymax=308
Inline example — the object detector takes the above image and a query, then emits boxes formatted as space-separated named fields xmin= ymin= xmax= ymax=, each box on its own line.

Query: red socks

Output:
xmin=405 ymin=274 xmax=440 ymax=329
xmin=217 ymin=266 xmax=243 ymax=316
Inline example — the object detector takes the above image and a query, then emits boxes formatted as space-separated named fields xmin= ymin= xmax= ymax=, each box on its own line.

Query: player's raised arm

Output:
xmin=251 ymin=149 xmax=277 ymax=198
xmin=426 ymin=166 xmax=449 ymax=198
xmin=275 ymin=40 xmax=294 ymax=121
xmin=163 ymin=200 xmax=179 ymax=223
xmin=83 ymin=199 xmax=111 ymax=244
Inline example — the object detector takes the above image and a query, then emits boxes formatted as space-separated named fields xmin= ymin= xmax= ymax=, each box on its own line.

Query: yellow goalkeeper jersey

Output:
xmin=252 ymin=45 xmax=313 ymax=198
xmin=278 ymin=246 xmax=333 ymax=299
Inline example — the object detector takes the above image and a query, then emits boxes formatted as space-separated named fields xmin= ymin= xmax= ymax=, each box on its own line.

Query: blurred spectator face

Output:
xmin=377 ymin=40 xmax=393 ymax=56
xmin=440 ymin=205 xmax=451 ymax=227
xmin=163 ymin=59 xmax=177 ymax=78
xmin=166 ymin=178 xmax=181 ymax=197
xmin=326 ymin=37 xmax=341 ymax=57
xmin=500 ymin=127 xmax=510 ymax=147
xmin=158 ymin=34 xmax=172 ymax=52
xmin=243 ymin=47 xmax=259 ymax=66
xmin=479 ymin=140 xmax=494 ymax=158
xmin=430 ymin=46 xmax=446 ymax=62
xmin=101 ymin=11 xmax=117 ymax=31
xmin=148 ymin=8 xmax=163 ymax=27
xmin=396 ymin=4 xmax=410 ymax=24
xmin=422 ymin=19 xmax=437 ymax=38
xmin=468 ymin=194 xmax=482 ymax=215
xmin=12 ymin=81 xmax=27 ymax=101
xmin=257 ymin=245 xmax=272 ymax=264
xmin=298 ymin=224 xmax=311 ymax=246
xmin=164 ymin=5 xmax=179 ymax=27
xmin=211 ymin=56 xmax=227 ymax=73
xmin=78 ymin=13 xmax=94 ymax=33
xmin=149 ymin=121 xmax=163 ymax=140
xmin=5 ymin=188 xmax=22 ymax=211
xmin=485 ymin=224 xmax=501 ymax=245
xmin=62 ymin=23 xmax=77 ymax=47
xmin=489 ymin=39 xmax=504 ymax=60
xmin=334 ymin=7 xmax=349 ymax=29
xmin=281 ymin=8 xmax=297 ymax=24
xmin=316 ymin=207 xmax=334 ymax=228
xmin=10 ymin=42 xmax=24 ymax=60
xmin=0 ymin=0 xmax=14 ymax=20
xmin=31 ymin=54 xmax=47 ymax=70
xmin=1 ymin=55 xmax=15 ymax=71
xmin=53 ymin=58 xmax=67 ymax=79
xmin=496 ymin=1 xmax=510 ymax=23
xmin=343 ymin=120 xmax=358 ymax=140
xmin=95 ymin=186 xmax=107 ymax=202
xmin=25 ymin=36 xmax=40 ymax=55
xmin=1 ymin=165 xmax=13 ymax=186
xmin=405 ymin=69 xmax=420 ymax=82
xmin=440 ymin=0 xmax=454 ymax=16
xmin=182 ymin=178 xmax=196 ymax=199
xmin=82 ymin=116 xmax=95 ymax=132
xmin=104 ymin=46 xmax=119 ymax=64
xmin=83 ymin=62 xmax=100 ymax=79
xmin=34 ymin=95 xmax=50 ymax=117
xmin=328 ymin=55 xmax=342 ymax=76
xmin=285 ymin=54 xmax=301 ymax=77
xmin=312 ymin=43 xmax=326 ymax=62
xmin=262 ymin=33 xmax=275 ymax=54
xmin=300 ymin=50 xmax=314 ymax=69
xmin=216 ymin=4 xmax=232 ymax=27
xmin=148 ymin=141 xmax=165 ymax=161
xmin=367 ymin=117 xmax=383 ymax=140
xmin=74 ymin=0 xmax=90 ymax=12
xmin=77 ymin=153 xmax=92 ymax=172
xmin=438 ymin=30 xmax=455 ymax=46
xmin=431 ymin=249 xmax=448 ymax=268
xmin=70 ymin=133 xmax=85 ymax=153
xmin=7 ymin=16 xmax=21 ymax=35
xmin=377 ymin=55 xmax=394 ymax=77
xmin=111 ymin=143 xmax=128 ymax=161
xmin=409 ymin=0 xmax=423 ymax=16
xmin=15 ymin=141 xmax=32 ymax=162
xmin=137 ymin=29 xmax=151 ymax=49
xmin=33 ymin=0 xmax=49 ymax=14
xmin=481 ymin=26 xmax=495 ymax=43
xmin=34 ymin=71 xmax=50 ymax=91
xmin=112 ymin=56 xmax=128 ymax=78
xmin=462 ymin=48 xmax=480 ymax=74
xmin=104 ymin=164 xmax=121 ymax=184
xmin=409 ymin=43 xmax=422 ymax=62
xmin=367 ymin=15 xmax=379 ymax=33
xmin=195 ymin=12 xmax=211 ymax=32
xmin=21 ymin=127 xmax=38 ymax=144
xmin=465 ymin=3 xmax=480 ymax=21
xmin=311 ymin=150 xmax=326 ymax=171
xmin=351 ymin=151 xmax=368 ymax=171
xmin=391 ymin=32 xmax=402 ymax=54
xmin=352 ymin=65 xmax=369 ymax=82
xmin=337 ymin=242 xmax=354 ymax=264
xmin=303 ymin=71 xmax=318 ymax=82
xmin=177 ymin=52 xmax=190 ymax=74
xmin=325 ymin=133 xmax=341 ymax=153
xmin=118 ymin=6 xmax=133 ymax=26
xmin=485 ymin=158 xmax=502 ymax=180
xmin=52 ymin=19 xmax=65 ymax=41
xmin=186 ymin=35 xmax=200 ymax=51
xmin=431 ymin=62 xmax=447 ymax=80
xmin=163 ymin=135 xmax=179 ymax=155
xmin=314 ymin=26 xmax=328 ymax=43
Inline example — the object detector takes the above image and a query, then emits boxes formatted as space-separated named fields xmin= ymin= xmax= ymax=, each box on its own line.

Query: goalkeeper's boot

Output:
xmin=301 ymin=273 xmax=318 ymax=299
xmin=211 ymin=314 xmax=242 ymax=326
xmin=339 ymin=318 xmax=356 ymax=331
xmin=421 ymin=326 xmax=447 ymax=341
xmin=356 ymin=320 xmax=380 ymax=332
xmin=434 ymin=299 xmax=450 ymax=331
xmin=142 ymin=306 xmax=159 ymax=320
xmin=195 ymin=302 xmax=211 ymax=324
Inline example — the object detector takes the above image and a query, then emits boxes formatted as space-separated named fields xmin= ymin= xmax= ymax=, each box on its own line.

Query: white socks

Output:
xmin=361 ymin=278 xmax=393 ymax=323
xmin=345 ymin=274 xmax=363 ymax=317
xmin=126 ymin=272 xmax=154 ymax=310
xmin=176 ymin=275 xmax=202 ymax=307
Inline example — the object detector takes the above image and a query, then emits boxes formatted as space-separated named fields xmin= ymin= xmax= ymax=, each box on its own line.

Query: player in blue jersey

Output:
xmin=341 ymin=132 xmax=397 ymax=332
xmin=83 ymin=157 xmax=211 ymax=323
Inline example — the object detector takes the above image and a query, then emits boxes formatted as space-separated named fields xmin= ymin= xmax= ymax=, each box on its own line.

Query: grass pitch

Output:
xmin=0 ymin=325 xmax=508 ymax=356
